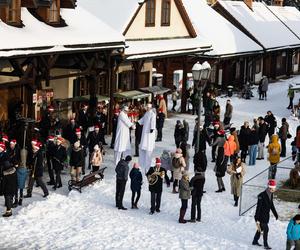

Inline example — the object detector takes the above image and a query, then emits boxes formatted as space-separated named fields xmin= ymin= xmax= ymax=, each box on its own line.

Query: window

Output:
xmin=8 ymin=0 xmax=20 ymax=24
xmin=293 ymin=52 xmax=299 ymax=65
xmin=145 ymin=0 xmax=155 ymax=27
xmin=49 ymin=0 xmax=59 ymax=23
xmin=255 ymin=60 xmax=261 ymax=74
xmin=235 ymin=62 xmax=240 ymax=78
xmin=161 ymin=0 xmax=170 ymax=26
xmin=118 ymin=71 xmax=134 ymax=91
xmin=276 ymin=56 xmax=283 ymax=70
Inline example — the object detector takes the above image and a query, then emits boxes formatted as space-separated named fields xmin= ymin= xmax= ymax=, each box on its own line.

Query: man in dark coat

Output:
xmin=115 ymin=155 xmax=132 ymax=210
xmin=211 ymin=121 xmax=220 ymax=162
xmin=87 ymin=125 xmax=102 ymax=169
xmin=39 ymin=107 xmax=54 ymax=142
xmin=257 ymin=117 xmax=267 ymax=160
xmin=192 ymin=119 xmax=211 ymax=154
xmin=78 ymin=104 xmax=89 ymax=134
xmin=95 ymin=106 xmax=108 ymax=145
xmin=239 ymin=121 xmax=251 ymax=163
xmin=265 ymin=111 xmax=277 ymax=143
xmin=25 ymin=142 xmax=49 ymax=198
xmin=174 ymin=120 xmax=185 ymax=148
xmin=223 ymin=99 xmax=233 ymax=126
xmin=129 ymin=163 xmax=143 ymax=209
xmin=110 ymin=109 xmax=119 ymax=149
xmin=252 ymin=180 xmax=278 ymax=249
xmin=75 ymin=128 xmax=88 ymax=175
xmin=156 ymin=108 xmax=165 ymax=142
xmin=62 ymin=118 xmax=78 ymax=145
xmin=193 ymin=150 xmax=207 ymax=173
xmin=189 ymin=170 xmax=205 ymax=222
xmin=146 ymin=158 xmax=166 ymax=214
xmin=52 ymin=137 xmax=67 ymax=190
xmin=279 ymin=118 xmax=289 ymax=158
xmin=45 ymin=136 xmax=56 ymax=185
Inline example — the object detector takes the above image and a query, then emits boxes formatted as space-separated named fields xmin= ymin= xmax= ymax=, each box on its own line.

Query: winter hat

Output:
xmin=94 ymin=144 xmax=100 ymax=151
xmin=75 ymin=128 xmax=81 ymax=135
xmin=268 ymin=179 xmax=276 ymax=189
xmin=155 ymin=157 xmax=161 ymax=165
xmin=48 ymin=106 xmax=54 ymax=112
xmin=10 ymin=139 xmax=17 ymax=145
xmin=294 ymin=214 xmax=300 ymax=221
xmin=125 ymin=155 xmax=132 ymax=162
xmin=176 ymin=148 xmax=182 ymax=154
xmin=133 ymin=163 xmax=139 ymax=169
xmin=31 ymin=139 xmax=38 ymax=145
xmin=0 ymin=142 xmax=5 ymax=151
xmin=213 ymin=121 xmax=220 ymax=127
xmin=2 ymin=135 xmax=9 ymax=142
xmin=34 ymin=142 xmax=42 ymax=151
xmin=47 ymin=136 xmax=55 ymax=142
xmin=94 ymin=124 xmax=100 ymax=130
xmin=217 ymin=130 xmax=225 ymax=135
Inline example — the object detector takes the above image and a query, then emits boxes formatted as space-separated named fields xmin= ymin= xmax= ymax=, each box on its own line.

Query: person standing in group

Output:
xmin=178 ymin=172 xmax=191 ymax=224
xmin=171 ymin=86 xmax=179 ymax=112
xmin=70 ymin=141 xmax=84 ymax=182
xmin=172 ymin=148 xmax=186 ymax=194
xmin=62 ymin=117 xmax=78 ymax=145
xmin=252 ymin=179 xmax=278 ymax=249
xmin=230 ymin=128 xmax=240 ymax=161
xmin=25 ymin=142 xmax=49 ymax=198
xmin=90 ymin=144 xmax=102 ymax=172
xmin=75 ymin=128 xmax=87 ymax=175
xmin=224 ymin=134 xmax=237 ymax=165
xmin=268 ymin=134 xmax=281 ymax=179
xmin=257 ymin=117 xmax=267 ymax=160
xmin=227 ymin=157 xmax=245 ymax=207
xmin=114 ymin=106 xmax=134 ymax=165
xmin=110 ymin=108 xmax=119 ymax=149
xmin=287 ymin=85 xmax=295 ymax=109
xmin=239 ymin=121 xmax=251 ymax=163
xmin=265 ymin=111 xmax=277 ymax=143
xmin=129 ymin=162 xmax=142 ymax=209
xmin=174 ymin=120 xmax=185 ymax=148
xmin=223 ymin=99 xmax=233 ymax=126
xmin=87 ymin=124 xmax=102 ymax=169
xmin=160 ymin=150 xmax=172 ymax=187
xmin=45 ymin=135 xmax=56 ymax=185
xmin=158 ymin=95 xmax=167 ymax=118
xmin=156 ymin=108 xmax=165 ymax=142
xmin=248 ymin=126 xmax=259 ymax=166
xmin=214 ymin=130 xmax=226 ymax=192
xmin=146 ymin=158 xmax=165 ymax=214
xmin=52 ymin=137 xmax=67 ymax=190
xmin=78 ymin=104 xmax=89 ymax=135
xmin=115 ymin=155 xmax=131 ymax=210
xmin=286 ymin=214 xmax=300 ymax=250
xmin=138 ymin=103 xmax=156 ymax=173
xmin=192 ymin=118 xmax=211 ymax=154
xmin=278 ymin=118 xmax=289 ymax=158
xmin=211 ymin=121 xmax=221 ymax=163
xmin=134 ymin=109 xmax=143 ymax=157
xmin=183 ymin=120 xmax=189 ymax=143
xmin=261 ymin=76 xmax=269 ymax=101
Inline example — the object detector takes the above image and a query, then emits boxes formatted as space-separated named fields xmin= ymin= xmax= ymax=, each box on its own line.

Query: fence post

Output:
xmin=239 ymin=183 xmax=243 ymax=216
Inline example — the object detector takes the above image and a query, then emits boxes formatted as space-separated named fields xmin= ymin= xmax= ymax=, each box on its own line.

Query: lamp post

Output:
xmin=192 ymin=61 xmax=211 ymax=153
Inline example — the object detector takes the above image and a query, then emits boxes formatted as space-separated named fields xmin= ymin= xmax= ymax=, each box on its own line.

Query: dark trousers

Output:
xmin=150 ymin=191 xmax=162 ymax=212
xmin=157 ymin=127 xmax=163 ymax=140
xmin=27 ymin=175 xmax=49 ymax=196
xmin=165 ymin=172 xmax=171 ymax=186
xmin=288 ymin=97 xmax=294 ymax=109
xmin=269 ymin=164 xmax=277 ymax=179
xmin=280 ymin=138 xmax=286 ymax=157
xmin=131 ymin=190 xmax=141 ymax=205
xmin=4 ymin=195 xmax=13 ymax=210
xmin=111 ymin=130 xmax=116 ymax=148
xmin=54 ymin=170 xmax=62 ymax=187
xmin=223 ymin=117 xmax=231 ymax=126
xmin=181 ymin=199 xmax=188 ymax=209
xmin=47 ymin=157 xmax=55 ymax=183
xmin=191 ymin=195 xmax=202 ymax=220
xmin=116 ymin=179 xmax=127 ymax=208
xmin=212 ymin=145 xmax=217 ymax=161
xmin=173 ymin=179 xmax=179 ymax=189
xmin=135 ymin=140 xmax=140 ymax=156
xmin=172 ymin=100 xmax=177 ymax=111
xmin=14 ymin=188 xmax=23 ymax=202
xmin=241 ymin=149 xmax=247 ymax=163
xmin=253 ymin=222 xmax=269 ymax=246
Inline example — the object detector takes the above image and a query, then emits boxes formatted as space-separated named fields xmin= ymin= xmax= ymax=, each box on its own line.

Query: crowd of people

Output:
xmin=1 ymin=87 xmax=300 ymax=249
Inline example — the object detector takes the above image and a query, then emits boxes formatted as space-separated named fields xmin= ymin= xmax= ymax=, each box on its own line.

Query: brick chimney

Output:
xmin=273 ymin=0 xmax=283 ymax=6
xmin=244 ymin=0 xmax=253 ymax=10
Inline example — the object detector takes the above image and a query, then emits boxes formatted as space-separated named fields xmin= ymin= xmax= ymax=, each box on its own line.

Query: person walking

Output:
xmin=214 ymin=130 xmax=227 ymax=192
xmin=129 ymin=163 xmax=143 ymax=209
xmin=189 ymin=170 xmax=205 ymax=222
xmin=178 ymin=172 xmax=191 ymax=224
xmin=252 ymin=179 xmax=278 ymax=249
xmin=146 ymin=158 xmax=166 ymax=214
xmin=45 ymin=135 xmax=56 ymax=185
xmin=115 ymin=155 xmax=132 ymax=210
xmin=279 ymin=118 xmax=289 ymax=158
xmin=160 ymin=150 xmax=172 ymax=187
xmin=52 ymin=137 xmax=67 ymax=190
xmin=268 ymin=134 xmax=281 ymax=179
xmin=223 ymin=99 xmax=233 ymax=126
xmin=224 ymin=134 xmax=237 ymax=165
xmin=192 ymin=118 xmax=211 ymax=154
xmin=287 ymin=85 xmax=295 ymax=109
xmin=174 ymin=120 xmax=185 ymax=148
xmin=257 ymin=117 xmax=267 ymax=160
xmin=156 ymin=108 xmax=165 ymax=142
xmin=286 ymin=214 xmax=300 ymax=250
xmin=227 ymin=157 xmax=245 ymax=207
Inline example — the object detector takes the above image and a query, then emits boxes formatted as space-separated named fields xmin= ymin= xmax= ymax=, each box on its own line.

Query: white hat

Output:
xmin=123 ymin=106 xmax=129 ymax=111
xmin=94 ymin=145 xmax=100 ymax=151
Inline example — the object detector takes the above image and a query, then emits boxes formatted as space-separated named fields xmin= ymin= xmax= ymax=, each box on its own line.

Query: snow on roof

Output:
xmin=181 ymin=0 xmax=263 ymax=57
xmin=125 ymin=38 xmax=211 ymax=60
xmin=0 ymin=6 xmax=125 ymax=53
xmin=267 ymin=5 xmax=300 ymax=39
xmin=78 ymin=0 xmax=142 ymax=33
xmin=217 ymin=1 xmax=300 ymax=50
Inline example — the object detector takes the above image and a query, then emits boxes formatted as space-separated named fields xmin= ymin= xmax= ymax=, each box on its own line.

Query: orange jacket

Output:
xmin=224 ymin=135 xmax=237 ymax=156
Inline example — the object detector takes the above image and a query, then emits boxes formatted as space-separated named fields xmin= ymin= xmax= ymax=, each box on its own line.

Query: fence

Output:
xmin=239 ymin=156 xmax=297 ymax=217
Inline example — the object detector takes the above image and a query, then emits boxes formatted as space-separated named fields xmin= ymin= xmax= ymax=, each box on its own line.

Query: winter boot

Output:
xmin=234 ymin=195 xmax=239 ymax=207
xmin=2 ymin=210 xmax=12 ymax=217
xmin=172 ymin=187 xmax=178 ymax=194
xmin=18 ymin=198 xmax=23 ymax=206
xmin=12 ymin=198 xmax=18 ymax=208
xmin=24 ymin=193 xmax=32 ymax=198
xmin=178 ymin=209 xmax=187 ymax=224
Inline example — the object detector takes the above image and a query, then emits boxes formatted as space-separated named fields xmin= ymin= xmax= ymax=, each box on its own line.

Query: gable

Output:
xmin=125 ymin=0 xmax=194 ymax=40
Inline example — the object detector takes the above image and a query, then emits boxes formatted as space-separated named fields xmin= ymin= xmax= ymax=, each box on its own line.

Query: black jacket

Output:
xmin=52 ymin=145 xmax=67 ymax=171
xmin=248 ymin=129 xmax=259 ymax=146
xmin=7 ymin=145 xmax=21 ymax=167
xmin=193 ymin=151 xmax=207 ymax=172
xmin=78 ymin=110 xmax=89 ymax=131
xmin=254 ymin=190 xmax=278 ymax=223
xmin=156 ymin=113 xmax=165 ymax=129
xmin=265 ymin=114 xmax=277 ymax=134
xmin=192 ymin=128 xmax=211 ymax=151
xmin=174 ymin=125 xmax=185 ymax=144
xmin=32 ymin=150 xmax=44 ymax=178
xmin=87 ymin=131 xmax=102 ymax=152
xmin=63 ymin=123 xmax=78 ymax=145
xmin=115 ymin=159 xmax=129 ymax=181
xmin=146 ymin=166 xmax=166 ymax=193
xmin=77 ymin=135 xmax=88 ymax=157
xmin=239 ymin=126 xmax=251 ymax=150
xmin=129 ymin=168 xmax=143 ymax=192
xmin=70 ymin=148 xmax=84 ymax=168
xmin=258 ymin=123 xmax=268 ymax=143
xmin=190 ymin=173 xmax=205 ymax=197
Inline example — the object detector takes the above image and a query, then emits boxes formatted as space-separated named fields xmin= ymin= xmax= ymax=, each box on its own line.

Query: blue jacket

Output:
xmin=287 ymin=219 xmax=300 ymax=240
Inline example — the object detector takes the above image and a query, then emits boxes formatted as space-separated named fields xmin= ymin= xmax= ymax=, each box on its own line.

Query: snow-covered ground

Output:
xmin=1 ymin=76 xmax=300 ymax=249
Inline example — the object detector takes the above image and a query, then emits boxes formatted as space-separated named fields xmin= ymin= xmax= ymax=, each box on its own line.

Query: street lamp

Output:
xmin=192 ymin=61 xmax=211 ymax=153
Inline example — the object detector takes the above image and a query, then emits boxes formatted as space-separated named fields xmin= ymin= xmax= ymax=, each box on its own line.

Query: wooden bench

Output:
xmin=68 ymin=167 xmax=107 ymax=193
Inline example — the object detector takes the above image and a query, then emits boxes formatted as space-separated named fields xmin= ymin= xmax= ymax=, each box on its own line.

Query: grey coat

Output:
xmin=179 ymin=178 xmax=191 ymax=200
xmin=115 ymin=159 xmax=129 ymax=181
xmin=224 ymin=103 xmax=233 ymax=118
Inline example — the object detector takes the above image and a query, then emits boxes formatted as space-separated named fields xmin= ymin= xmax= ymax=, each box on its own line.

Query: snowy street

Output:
xmin=1 ymin=76 xmax=300 ymax=249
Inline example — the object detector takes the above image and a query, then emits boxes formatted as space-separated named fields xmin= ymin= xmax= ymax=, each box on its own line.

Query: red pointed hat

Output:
xmin=34 ymin=142 xmax=42 ymax=150
xmin=94 ymin=124 xmax=100 ymax=129
xmin=10 ymin=139 xmax=17 ymax=145
xmin=217 ymin=130 xmax=225 ymax=135
xmin=156 ymin=157 xmax=161 ymax=165
xmin=75 ymin=128 xmax=81 ymax=134
xmin=31 ymin=138 xmax=38 ymax=145
xmin=0 ymin=142 xmax=5 ymax=151
xmin=57 ymin=137 xmax=64 ymax=143
xmin=268 ymin=179 xmax=276 ymax=189
xmin=158 ymin=108 xmax=163 ymax=112
xmin=47 ymin=136 xmax=55 ymax=141
xmin=2 ymin=135 xmax=9 ymax=142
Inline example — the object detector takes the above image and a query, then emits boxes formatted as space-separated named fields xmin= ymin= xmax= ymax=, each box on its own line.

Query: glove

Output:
xmin=150 ymin=129 xmax=154 ymax=133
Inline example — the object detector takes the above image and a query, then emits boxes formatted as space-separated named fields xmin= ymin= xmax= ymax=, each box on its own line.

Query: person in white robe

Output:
xmin=114 ymin=106 xmax=134 ymax=165
xmin=138 ymin=103 xmax=156 ymax=172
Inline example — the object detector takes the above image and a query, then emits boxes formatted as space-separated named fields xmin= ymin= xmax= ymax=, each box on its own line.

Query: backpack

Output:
xmin=172 ymin=157 xmax=181 ymax=169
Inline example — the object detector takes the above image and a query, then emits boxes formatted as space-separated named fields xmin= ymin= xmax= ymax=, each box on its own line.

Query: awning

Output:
xmin=54 ymin=95 xmax=110 ymax=102
xmin=113 ymin=90 xmax=151 ymax=100
xmin=139 ymin=86 xmax=170 ymax=95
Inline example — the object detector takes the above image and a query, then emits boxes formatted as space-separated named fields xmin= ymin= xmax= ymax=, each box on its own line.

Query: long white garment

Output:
xmin=138 ymin=110 xmax=156 ymax=151
xmin=138 ymin=149 xmax=153 ymax=173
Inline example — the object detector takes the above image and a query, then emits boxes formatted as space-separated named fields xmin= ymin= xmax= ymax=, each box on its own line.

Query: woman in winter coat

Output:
xmin=70 ymin=141 xmax=84 ymax=182
xmin=172 ymin=148 xmax=186 ymax=193
xmin=224 ymin=134 xmax=237 ymax=165
xmin=52 ymin=137 xmax=67 ymax=190
xmin=193 ymin=150 xmax=207 ymax=174
xmin=268 ymin=134 xmax=281 ymax=179
xmin=129 ymin=163 xmax=143 ymax=209
xmin=286 ymin=214 xmax=300 ymax=250
xmin=212 ymin=101 xmax=221 ymax=121
xmin=90 ymin=144 xmax=103 ymax=172
xmin=2 ymin=161 xmax=17 ymax=217
xmin=214 ymin=130 xmax=226 ymax=192
xmin=178 ymin=172 xmax=191 ymax=223
xmin=227 ymin=157 xmax=246 ymax=207
xmin=160 ymin=150 xmax=172 ymax=186
xmin=174 ymin=120 xmax=185 ymax=148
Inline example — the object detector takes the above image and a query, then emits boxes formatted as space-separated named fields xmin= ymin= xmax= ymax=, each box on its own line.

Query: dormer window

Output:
xmin=49 ymin=0 xmax=59 ymax=23
xmin=145 ymin=0 xmax=155 ymax=27
xmin=161 ymin=0 xmax=170 ymax=26
xmin=8 ymin=0 xmax=21 ymax=24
